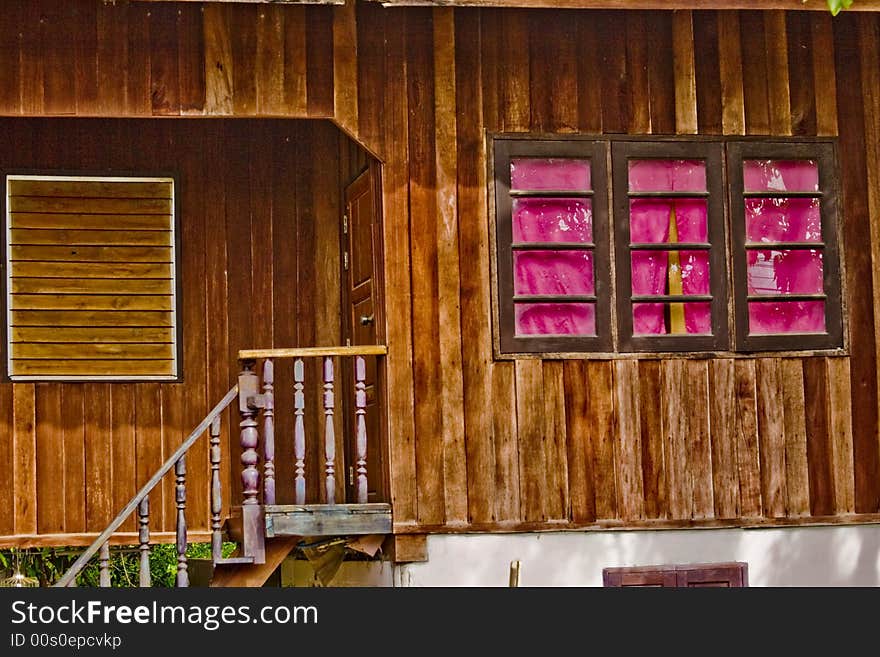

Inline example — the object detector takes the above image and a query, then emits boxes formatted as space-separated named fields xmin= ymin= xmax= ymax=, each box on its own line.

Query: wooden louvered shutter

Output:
xmin=4 ymin=175 xmax=179 ymax=381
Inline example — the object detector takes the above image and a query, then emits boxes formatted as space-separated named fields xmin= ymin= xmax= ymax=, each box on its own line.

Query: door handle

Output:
xmin=360 ymin=314 xmax=375 ymax=326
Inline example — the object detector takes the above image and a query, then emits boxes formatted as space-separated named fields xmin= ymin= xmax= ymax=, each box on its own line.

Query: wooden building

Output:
xmin=2 ymin=0 xmax=880 ymax=586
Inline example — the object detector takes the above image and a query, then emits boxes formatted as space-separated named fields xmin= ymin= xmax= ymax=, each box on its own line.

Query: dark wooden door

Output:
xmin=343 ymin=165 xmax=386 ymax=502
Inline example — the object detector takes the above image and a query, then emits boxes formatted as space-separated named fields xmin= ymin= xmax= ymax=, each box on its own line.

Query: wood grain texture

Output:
xmin=456 ymin=9 xmax=496 ymax=526
xmin=381 ymin=12 xmax=419 ymax=525
xmin=433 ymin=8 xmax=468 ymax=525
xmin=827 ymin=357 xmax=855 ymax=514
xmin=589 ymin=362 xmax=617 ymax=520
xmin=836 ymin=13 xmax=880 ymax=513
xmin=662 ymin=360 xmax=691 ymax=518
xmin=786 ymin=11 xmax=817 ymax=137
xmin=780 ymin=359 xmax=810 ymax=516
xmin=734 ymin=360 xmax=762 ymax=517
xmin=35 ymin=384 xmax=64 ymax=533
xmin=718 ymin=11 xmax=745 ymax=134
xmin=693 ymin=10 xmax=722 ymax=134
xmin=542 ymin=361 xmax=569 ymax=520
xmin=407 ymin=8 xmax=444 ymax=526
xmin=672 ymin=10 xmax=698 ymax=134
xmin=804 ymin=358 xmax=834 ymax=516
xmin=564 ymin=361 xmax=595 ymax=523
xmin=514 ymin=360 xmax=546 ymax=522
xmin=740 ymin=10 xmax=770 ymax=134
xmin=756 ymin=359 xmax=786 ymax=518
xmin=764 ymin=10 xmax=792 ymax=135
xmin=638 ymin=360 xmax=666 ymax=519
xmin=614 ymin=360 xmax=644 ymax=521
xmin=13 ymin=384 xmax=37 ymax=535
xmin=860 ymin=16 xmax=880 ymax=506
xmin=709 ymin=360 xmax=739 ymax=518
xmin=686 ymin=360 xmax=714 ymax=519
xmin=492 ymin=362 xmax=521 ymax=522
xmin=811 ymin=13 xmax=838 ymax=136
xmin=332 ymin=2 xmax=358 ymax=131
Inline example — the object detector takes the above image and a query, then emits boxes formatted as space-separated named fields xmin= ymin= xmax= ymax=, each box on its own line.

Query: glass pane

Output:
xmin=512 ymin=198 xmax=592 ymax=243
xmin=630 ymin=198 xmax=708 ymax=243
xmin=510 ymin=158 xmax=591 ymax=191
xmin=748 ymin=300 xmax=826 ymax=334
xmin=743 ymin=159 xmax=819 ymax=193
xmin=745 ymin=197 xmax=822 ymax=243
xmin=514 ymin=250 xmax=594 ymax=295
xmin=631 ymin=250 xmax=710 ymax=296
xmin=747 ymin=249 xmax=824 ymax=296
xmin=628 ymin=159 xmax=706 ymax=192
xmin=633 ymin=302 xmax=712 ymax=335
xmin=515 ymin=302 xmax=596 ymax=336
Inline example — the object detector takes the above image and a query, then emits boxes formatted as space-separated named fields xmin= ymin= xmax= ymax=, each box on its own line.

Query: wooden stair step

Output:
xmin=209 ymin=537 xmax=300 ymax=588
xmin=213 ymin=556 xmax=255 ymax=566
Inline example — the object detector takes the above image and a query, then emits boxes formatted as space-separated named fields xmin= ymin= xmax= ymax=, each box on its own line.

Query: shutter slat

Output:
xmin=9 ymin=197 xmax=172 ymax=214
xmin=11 ymin=310 xmax=173 ymax=327
xmin=13 ymin=343 xmax=175 ymax=360
xmin=11 ymin=228 xmax=172 ymax=246
xmin=10 ymin=213 xmax=172 ymax=230
xmin=11 ymin=278 xmax=173 ymax=295
xmin=9 ymin=179 xmax=172 ymax=198
xmin=11 ymin=294 xmax=173 ymax=311
xmin=11 ymin=327 xmax=174 ymax=343
xmin=10 ymin=245 xmax=173 ymax=263
xmin=10 ymin=360 xmax=175 ymax=377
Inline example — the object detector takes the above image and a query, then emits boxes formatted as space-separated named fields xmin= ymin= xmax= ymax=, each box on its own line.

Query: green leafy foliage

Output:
xmin=827 ymin=0 xmax=854 ymax=16
xmin=0 ymin=543 xmax=237 ymax=588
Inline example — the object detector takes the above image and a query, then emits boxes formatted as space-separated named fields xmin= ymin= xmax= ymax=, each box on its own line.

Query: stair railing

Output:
xmin=54 ymin=385 xmax=240 ymax=588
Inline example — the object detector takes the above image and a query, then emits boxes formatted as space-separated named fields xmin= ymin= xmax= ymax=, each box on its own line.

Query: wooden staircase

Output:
xmin=55 ymin=346 xmax=390 ymax=588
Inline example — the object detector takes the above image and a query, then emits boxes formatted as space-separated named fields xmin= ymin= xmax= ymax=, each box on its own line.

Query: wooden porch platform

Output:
xmin=264 ymin=504 xmax=392 ymax=537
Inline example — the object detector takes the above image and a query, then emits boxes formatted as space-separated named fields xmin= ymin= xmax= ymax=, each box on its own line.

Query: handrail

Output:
xmin=238 ymin=345 xmax=387 ymax=360
xmin=54 ymin=385 xmax=240 ymax=588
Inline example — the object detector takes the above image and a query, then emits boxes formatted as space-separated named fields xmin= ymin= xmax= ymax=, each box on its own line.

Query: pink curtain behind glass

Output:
xmin=511 ymin=158 xmax=591 ymax=191
xmin=628 ymin=160 xmax=710 ymax=335
xmin=743 ymin=160 xmax=818 ymax=192
xmin=743 ymin=160 xmax=825 ymax=334
xmin=512 ymin=159 xmax=597 ymax=336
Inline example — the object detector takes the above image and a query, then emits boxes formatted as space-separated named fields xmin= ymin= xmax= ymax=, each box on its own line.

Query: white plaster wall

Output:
xmin=394 ymin=525 xmax=880 ymax=586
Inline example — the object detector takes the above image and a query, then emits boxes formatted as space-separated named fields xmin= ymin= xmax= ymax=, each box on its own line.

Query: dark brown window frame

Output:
xmin=612 ymin=140 xmax=729 ymax=352
xmin=490 ymin=134 xmax=845 ymax=358
xmin=493 ymin=137 xmax=612 ymax=354
xmin=727 ymin=140 xmax=844 ymax=352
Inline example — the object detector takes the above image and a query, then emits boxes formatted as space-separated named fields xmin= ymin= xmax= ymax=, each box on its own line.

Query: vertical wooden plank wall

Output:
xmin=0 ymin=118 xmax=352 ymax=544
xmin=360 ymin=7 xmax=872 ymax=532
xmin=0 ymin=2 xmax=876 ymax=542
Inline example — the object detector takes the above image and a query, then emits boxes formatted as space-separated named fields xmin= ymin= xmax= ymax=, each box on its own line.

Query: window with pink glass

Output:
xmin=728 ymin=141 xmax=842 ymax=351
xmin=492 ymin=137 xmax=842 ymax=356
xmin=612 ymin=141 xmax=728 ymax=352
xmin=493 ymin=139 xmax=611 ymax=353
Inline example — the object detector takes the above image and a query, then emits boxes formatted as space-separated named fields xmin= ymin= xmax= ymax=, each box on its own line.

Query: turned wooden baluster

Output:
xmin=138 ymin=497 xmax=151 ymax=587
xmin=209 ymin=416 xmax=223 ymax=563
xmin=99 ymin=541 xmax=110 ymax=587
xmin=262 ymin=359 xmax=276 ymax=505
xmin=323 ymin=357 xmax=336 ymax=504
xmin=175 ymin=455 xmax=189 ymax=587
xmin=239 ymin=360 xmax=260 ymax=506
xmin=294 ymin=358 xmax=306 ymax=505
xmin=355 ymin=356 xmax=369 ymax=504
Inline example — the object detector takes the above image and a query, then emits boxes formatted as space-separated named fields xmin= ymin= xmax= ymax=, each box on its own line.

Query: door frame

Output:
xmin=340 ymin=160 xmax=390 ymax=504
